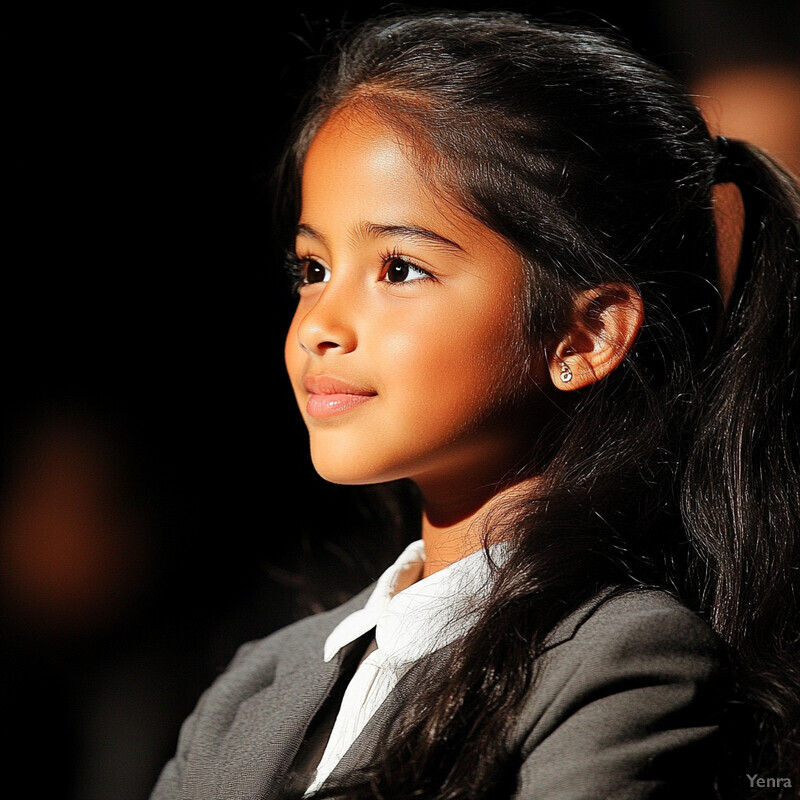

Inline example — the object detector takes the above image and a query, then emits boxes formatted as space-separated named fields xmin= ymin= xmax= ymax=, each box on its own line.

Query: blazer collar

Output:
xmin=319 ymin=586 xmax=624 ymax=792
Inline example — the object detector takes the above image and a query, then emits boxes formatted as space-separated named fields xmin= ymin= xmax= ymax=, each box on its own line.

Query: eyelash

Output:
xmin=285 ymin=248 xmax=435 ymax=292
xmin=284 ymin=251 xmax=320 ymax=293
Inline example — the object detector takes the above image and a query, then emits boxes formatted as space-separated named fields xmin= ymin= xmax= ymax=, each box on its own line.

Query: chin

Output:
xmin=311 ymin=462 xmax=386 ymax=486
xmin=308 ymin=440 xmax=402 ymax=487
xmin=309 ymin=447 xmax=371 ymax=486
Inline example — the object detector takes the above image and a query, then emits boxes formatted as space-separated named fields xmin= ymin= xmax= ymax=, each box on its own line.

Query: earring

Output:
xmin=559 ymin=361 xmax=573 ymax=383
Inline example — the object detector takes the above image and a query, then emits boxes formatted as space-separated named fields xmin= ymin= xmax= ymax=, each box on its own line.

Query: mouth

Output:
xmin=302 ymin=374 xmax=378 ymax=419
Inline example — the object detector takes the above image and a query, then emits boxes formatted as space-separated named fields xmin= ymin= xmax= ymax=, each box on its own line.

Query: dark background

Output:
xmin=2 ymin=2 xmax=798 ymax=798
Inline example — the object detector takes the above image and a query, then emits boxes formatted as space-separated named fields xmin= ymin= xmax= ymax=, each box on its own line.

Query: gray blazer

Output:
xmin=150 ymin=586 xmax=726 ymax=799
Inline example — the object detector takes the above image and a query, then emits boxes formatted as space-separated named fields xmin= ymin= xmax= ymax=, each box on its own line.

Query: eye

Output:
xmin=302 ymin=259 xmax=331 ymax=285
xmin=383 ymin=256 xmax=432 ymax=284
xmin=285 ymin=252 xmax=330 ymax=291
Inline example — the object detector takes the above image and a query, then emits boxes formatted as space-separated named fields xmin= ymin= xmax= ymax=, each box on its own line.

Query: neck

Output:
xmin=417 ymin=475 xmax=537 ymax=578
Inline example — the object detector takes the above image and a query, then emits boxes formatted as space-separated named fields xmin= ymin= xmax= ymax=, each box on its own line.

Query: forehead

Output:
xmin=302 ymin=107 xmax=433 ymax=203
xmin=299 ymin=107 xmax=494 ymax=252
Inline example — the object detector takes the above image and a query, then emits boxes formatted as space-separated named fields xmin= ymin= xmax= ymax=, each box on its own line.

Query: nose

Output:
xmin=295 ymin=283 xmax=358 ymax=356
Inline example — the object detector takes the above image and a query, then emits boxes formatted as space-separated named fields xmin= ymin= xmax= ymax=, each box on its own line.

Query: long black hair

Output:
xmin=274 ymin=8 xmax=800 ymax=798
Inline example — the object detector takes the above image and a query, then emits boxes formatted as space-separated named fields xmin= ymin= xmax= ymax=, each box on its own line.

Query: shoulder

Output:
xmin=175 ymin=584 xmax=376 ymax=741
xmin=149 ymin=585 xmax=376 ymax=800
xmin=530 ymin=586 xmax=726 ymax=711
xmin=513 ymin=587 xmax=727 ymax=798
xmin=544 ymin=585 xmax=723 ymax=657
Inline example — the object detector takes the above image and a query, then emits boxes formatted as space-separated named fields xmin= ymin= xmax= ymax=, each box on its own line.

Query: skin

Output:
xmin=284 ymin=106 xmax=643 ymax=576
xmin=284 ymin=108 xmax=555 ymax=575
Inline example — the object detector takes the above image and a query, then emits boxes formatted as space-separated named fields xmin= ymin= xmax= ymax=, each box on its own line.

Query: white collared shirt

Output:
xmin=304 ymin=539 xmax=499 ymax=794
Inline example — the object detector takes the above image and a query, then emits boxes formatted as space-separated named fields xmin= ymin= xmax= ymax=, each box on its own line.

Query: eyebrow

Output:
xmin=295 ymin=221 xmax=466 ymax=254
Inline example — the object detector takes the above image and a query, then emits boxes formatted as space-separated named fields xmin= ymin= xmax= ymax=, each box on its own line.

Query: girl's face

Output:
xmin=285 ymin=108 xmax=551 ymax=496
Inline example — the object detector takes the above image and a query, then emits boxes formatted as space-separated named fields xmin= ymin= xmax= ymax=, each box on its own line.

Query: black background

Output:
xmin=3 ymin=2 xmax=797 ymax=797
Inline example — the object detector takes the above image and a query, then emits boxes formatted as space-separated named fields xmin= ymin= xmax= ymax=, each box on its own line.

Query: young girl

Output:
xmin=151 ymin=9 xmax=799 ymax=799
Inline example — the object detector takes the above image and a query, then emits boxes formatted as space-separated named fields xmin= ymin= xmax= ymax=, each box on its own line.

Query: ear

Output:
xmin=548 ymin=283 xmax=643 ymax=391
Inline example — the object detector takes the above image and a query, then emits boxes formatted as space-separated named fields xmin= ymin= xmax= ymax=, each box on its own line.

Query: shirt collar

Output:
xmin=323 ymin=539 xmax=501 ymax=664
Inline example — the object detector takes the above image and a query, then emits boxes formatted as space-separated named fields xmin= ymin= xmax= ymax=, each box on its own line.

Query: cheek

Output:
xmin=378 ymin=298 xmax=534 ymax=418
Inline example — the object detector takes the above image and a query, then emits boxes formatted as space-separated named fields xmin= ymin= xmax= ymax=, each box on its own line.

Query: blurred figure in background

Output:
xmin=653 ymin=0 xmax=799 ymax=308
xmin=0 ymin=406 xmax=151 ymax=641
xmin=0 ymin=403 xmax=169 ymax=799
xmin=656 ymin=0 xmax=800 ymax=176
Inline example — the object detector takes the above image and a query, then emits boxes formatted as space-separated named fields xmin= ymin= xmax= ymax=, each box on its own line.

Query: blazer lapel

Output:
xmin=322 ymin=646 xmax=453 ymax=791
xmin=182 ymin=586 xmax=376 ymax=800
xmin=228 ymin=652 xmax=344 ymax=800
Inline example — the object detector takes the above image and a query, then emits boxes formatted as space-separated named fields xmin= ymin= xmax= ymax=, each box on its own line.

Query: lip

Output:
xmin=302 ymin=374 xmax=377 ymax=419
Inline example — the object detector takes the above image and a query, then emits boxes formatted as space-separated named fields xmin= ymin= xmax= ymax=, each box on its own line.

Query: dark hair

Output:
xmin=275 ymin=8 xmax=800 ymax=798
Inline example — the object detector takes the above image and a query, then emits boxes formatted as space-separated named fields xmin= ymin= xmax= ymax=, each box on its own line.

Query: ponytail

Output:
xmin=684 ymin=139 xmax=800 ymax=790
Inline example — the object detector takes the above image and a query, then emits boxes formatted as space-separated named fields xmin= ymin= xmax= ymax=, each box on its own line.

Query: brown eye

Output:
xmin=384 ymin=257 xmax=430 ymax=283
xmin=305 ymin=260 xmax=330 ymax=284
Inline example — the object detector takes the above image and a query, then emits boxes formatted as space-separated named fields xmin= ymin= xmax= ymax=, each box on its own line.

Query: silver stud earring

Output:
xmin=560 ymin=361 xmax=573 ymax=382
